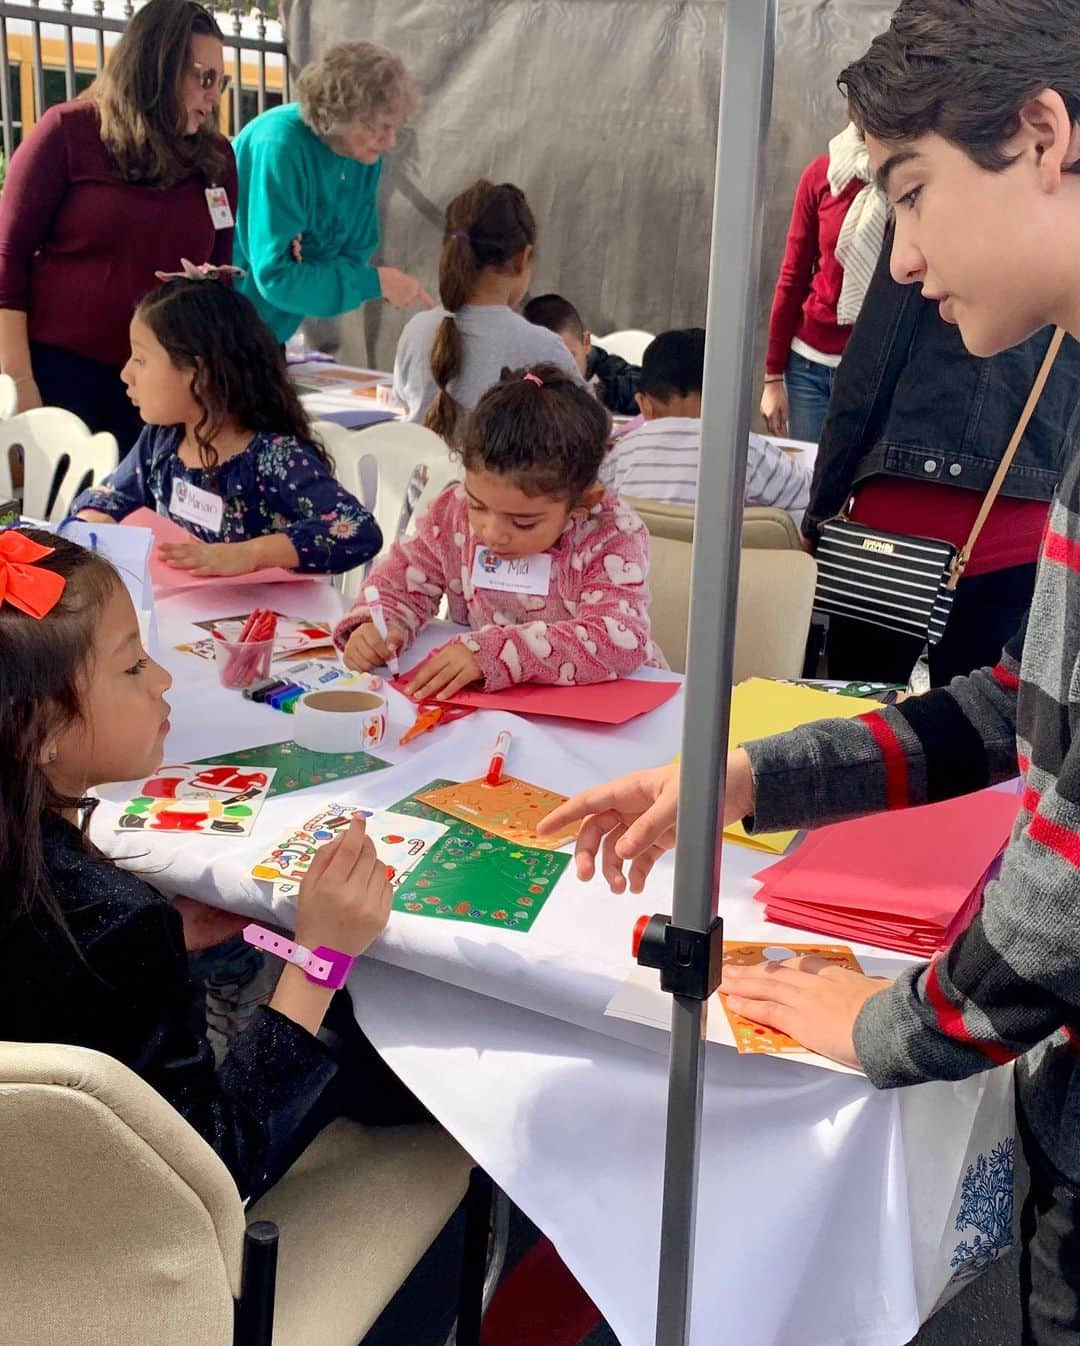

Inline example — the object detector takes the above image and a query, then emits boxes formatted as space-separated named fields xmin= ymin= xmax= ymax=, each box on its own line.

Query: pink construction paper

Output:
xmin=392 ymin=669 xmax=681 ymax=725
xmin=751 ymin=789 xmax=1020 ymax=952
xmin=122 ymin=508 xmax=311 ymax=593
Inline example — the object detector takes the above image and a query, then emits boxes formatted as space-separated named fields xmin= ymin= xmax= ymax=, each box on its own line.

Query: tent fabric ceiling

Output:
xmin=280 ymin=1 xmax=896 ymax=386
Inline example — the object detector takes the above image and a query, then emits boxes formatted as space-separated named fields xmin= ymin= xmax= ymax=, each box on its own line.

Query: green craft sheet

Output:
xmin=390 ymin=780 xmax=570 ymax=932
xmin=195 ymin=740 xmax=390 ymax=797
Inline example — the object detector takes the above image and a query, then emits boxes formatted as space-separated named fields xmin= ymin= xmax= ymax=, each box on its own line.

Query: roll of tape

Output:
xmin=292 ymin=689 xmax=388 ymax=755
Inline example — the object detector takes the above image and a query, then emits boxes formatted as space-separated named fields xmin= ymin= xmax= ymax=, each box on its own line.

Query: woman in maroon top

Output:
xmin=0 ymin=0 xmax=238 ymax=450
xmin=760 ymin=122 xmax=888 ymax=443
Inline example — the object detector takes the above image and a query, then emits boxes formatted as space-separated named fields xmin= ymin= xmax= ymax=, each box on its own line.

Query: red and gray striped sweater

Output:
xmin=744 ymin=485 xmax=1080 ymax=1180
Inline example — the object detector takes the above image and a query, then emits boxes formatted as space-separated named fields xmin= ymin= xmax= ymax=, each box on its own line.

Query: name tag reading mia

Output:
xmin=470 ymin=547 xmax=553 ymax=596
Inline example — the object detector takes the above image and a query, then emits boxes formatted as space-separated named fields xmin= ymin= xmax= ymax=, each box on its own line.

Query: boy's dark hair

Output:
xmin=639 ymin=329 xmax=706 ymax=402
xmin=459 ymin=362 xmax=609 ymax=500
xmin=839 ymin=0 xmax=1080 ymax=174
xmin=522 ymin=294 xmax=585 ymax=342
xmin=426 ymin=180 xmax=537 ymax=445
xmin=0 ymin=530 xmax=122 ymax=945
xmin=136 ymin=279 xmax=325 ymax=480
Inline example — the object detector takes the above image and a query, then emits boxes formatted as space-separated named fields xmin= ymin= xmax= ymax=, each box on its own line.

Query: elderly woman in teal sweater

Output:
xmin=233 ymin=41 xmax=432 ymax=344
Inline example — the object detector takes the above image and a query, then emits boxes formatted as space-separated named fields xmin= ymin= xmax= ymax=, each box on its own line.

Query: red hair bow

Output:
xmin=0 ymin=531 xmax=67 ymax=619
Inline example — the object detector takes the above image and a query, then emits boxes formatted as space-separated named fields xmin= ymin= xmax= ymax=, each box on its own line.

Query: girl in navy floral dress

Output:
xmin=73 ymin=278 xmax=381 ymax=576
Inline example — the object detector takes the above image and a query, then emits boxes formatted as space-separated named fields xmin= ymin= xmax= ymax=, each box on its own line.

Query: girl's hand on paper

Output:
xmin=158 ymin=537 xmax=256 ymax=576
xmin=538 ymin=749 xmax=755 ymax=894
xmin=295 ymin=814 xmax=392 ymax=957
xmin=406 ymin=640 xmax=482 ymax=701
xmin=343 ymin=620 xmax=405 ymax=673
xmin=719 ymin=956 xmax=891 ymax=1069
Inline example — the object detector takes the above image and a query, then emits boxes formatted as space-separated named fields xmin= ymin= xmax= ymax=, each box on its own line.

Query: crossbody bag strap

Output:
xmin=948 ymin=326 xmax=1065 ymax=589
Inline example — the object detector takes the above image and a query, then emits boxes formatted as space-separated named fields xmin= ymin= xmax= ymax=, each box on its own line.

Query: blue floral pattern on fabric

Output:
xmin=949 ymin=1138 xmax=1015 ymax=1281
xmin=71 ymin=423 xmax=381 ymax=574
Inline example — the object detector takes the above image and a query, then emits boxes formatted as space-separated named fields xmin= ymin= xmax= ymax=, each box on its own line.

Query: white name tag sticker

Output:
xmin=169 ymin=478 xmax=224 ymax=534
xmin=470 ymin=548 xmax=552 ymax=596
xmin=205 ymin=186 xmax=234 ymax=230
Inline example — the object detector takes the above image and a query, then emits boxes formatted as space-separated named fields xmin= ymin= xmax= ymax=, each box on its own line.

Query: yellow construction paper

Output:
xmin=727 ymin=679 xmax=882 ymax=853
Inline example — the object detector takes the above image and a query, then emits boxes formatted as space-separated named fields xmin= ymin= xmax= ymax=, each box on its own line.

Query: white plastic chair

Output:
xmin=595 ymin=329 xmax=655 ymax=365
xmin=0 ymin=373 xmax=19 ymax=421
xmin=0 ymin=407 xmax=119 ymax=521
xmin=312 ymin=419 xmax=380 ymax=601
xmin=353 ymin=420 xmax=459 ymax=546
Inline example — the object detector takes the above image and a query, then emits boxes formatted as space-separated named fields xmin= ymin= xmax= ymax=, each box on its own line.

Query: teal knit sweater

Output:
xmin=232 ymin=103 xmax=382 ymax=343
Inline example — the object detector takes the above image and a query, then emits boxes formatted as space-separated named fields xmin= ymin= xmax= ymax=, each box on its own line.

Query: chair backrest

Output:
xmin=0 ymin=1040 xmax=244 ymax=1346
xmin=353 ymin=420 xmax=458 ymax=547
xmin=623 ymin=496 xmax=695 ymax=544
xmin=595 ymin=329 xmax=655 ymax=365
xmin=0 ymin=407 xmax=119 ymax=521
xmin=741 ymin=506 xmax=803 ymax=550
xmin=0 ymin=373 xmax=19 ymax=420
xmin=646 ymin=539 xmax=817 ymax=677
xmin=312 ymin=419 xmax=379 ymax=600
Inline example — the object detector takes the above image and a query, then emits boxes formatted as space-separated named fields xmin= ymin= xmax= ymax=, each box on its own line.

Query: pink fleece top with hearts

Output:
xmin=334 ymin=484 xmax=667 ymax=690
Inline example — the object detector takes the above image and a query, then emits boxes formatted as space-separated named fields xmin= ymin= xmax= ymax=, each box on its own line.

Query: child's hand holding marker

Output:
xmin=343 ymin=617 xmax=406 ymax=673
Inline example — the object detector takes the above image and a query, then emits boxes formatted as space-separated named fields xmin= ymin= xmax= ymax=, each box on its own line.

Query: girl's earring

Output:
xmin=47 ymin=749 xmax=58 ymax=763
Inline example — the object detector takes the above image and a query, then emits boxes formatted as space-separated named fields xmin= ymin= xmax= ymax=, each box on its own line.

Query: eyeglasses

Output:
xmin=190 ymin=62 xmax=230 ymax=94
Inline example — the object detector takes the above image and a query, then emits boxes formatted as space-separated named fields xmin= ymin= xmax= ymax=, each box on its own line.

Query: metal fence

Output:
xmin=0 ymin=0 xmax=289 ymax=160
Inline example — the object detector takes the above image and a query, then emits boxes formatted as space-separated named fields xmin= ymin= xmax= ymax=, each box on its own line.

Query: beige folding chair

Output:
xmin=623 ymin=496 xmax=694 ymax=544
xmin=0 ymin=1040 xmax=489 ymax=1346
xmin=646 ymin=536 xmax=816 ymax=677
xmin=594 ymin=329 xmax=655 ymax=365
xmin=740 ymin=506 xmax=803 ymax=550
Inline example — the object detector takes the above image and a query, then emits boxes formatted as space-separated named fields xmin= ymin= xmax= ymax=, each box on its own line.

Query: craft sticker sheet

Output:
xmin=251 ymin=804 xmax=447 ymax=894
xmin=176 ymin=614 xmax=334 ymax=663
xmin=391 ymin=782 xmax=570 ymax=932
xmin=719 ymin=941 xmax=864 ymax=1055
xmin=193 ymin=741 xmax=390 ymax=797
xmin=415 ymin=776 xmax=580 ymax=851
xmin=115 ymin=763 xmax=275 ymax=836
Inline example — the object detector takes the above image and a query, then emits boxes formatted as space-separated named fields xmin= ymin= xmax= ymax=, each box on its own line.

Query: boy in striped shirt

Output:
xmin=599 ymin=328 xmax=811 ymax=515
xmin=542 ymin=2 xmax=1080 ymax=1336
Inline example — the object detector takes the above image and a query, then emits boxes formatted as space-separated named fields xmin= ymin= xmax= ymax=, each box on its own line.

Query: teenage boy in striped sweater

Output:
xmin=540 ymin=2 xmax=1080 ymax=1337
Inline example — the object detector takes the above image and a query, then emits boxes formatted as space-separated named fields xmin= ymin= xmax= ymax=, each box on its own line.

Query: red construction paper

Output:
xmin=752 ymin=788 xmax=1020 ymax=953
xmin=122 ymin=508 xmax=312 ymax=593
xmin=392 ymin=670 xmax=680 ymax=725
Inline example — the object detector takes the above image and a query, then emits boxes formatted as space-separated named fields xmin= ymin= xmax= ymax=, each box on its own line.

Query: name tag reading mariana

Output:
xmin=470 ymin=547 xmax=553 ymax=596
xmin=169 ymin=478 xmax=224 ymax=534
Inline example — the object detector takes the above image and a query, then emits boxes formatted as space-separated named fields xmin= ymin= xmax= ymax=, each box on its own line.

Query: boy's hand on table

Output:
xmin=538 ymin=749 xmax=756 ymax=894
xmin=719 ymin=956 xmax=891 ymax=1070
xmin=406 ymin=640 xmax=482 ymax=701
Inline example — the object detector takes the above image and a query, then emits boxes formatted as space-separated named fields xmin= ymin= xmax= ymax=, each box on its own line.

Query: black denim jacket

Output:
xmin=803 ymin=228 xmax=1080 ymax=539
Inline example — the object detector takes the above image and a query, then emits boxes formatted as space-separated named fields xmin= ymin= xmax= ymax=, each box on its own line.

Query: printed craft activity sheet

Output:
xmin=114 ymin=763 xmax=275 ymax=836
xmin=415 ymin=776 xmax=581 ymax=851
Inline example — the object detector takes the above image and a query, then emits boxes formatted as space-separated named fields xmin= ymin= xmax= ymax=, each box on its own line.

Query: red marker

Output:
xmin=486 ymin=730 xmax=511 ymax=786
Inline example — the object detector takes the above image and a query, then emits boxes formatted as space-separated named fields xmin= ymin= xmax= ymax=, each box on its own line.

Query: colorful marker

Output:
xmin=486 ymin=730 xmax=511 ymax=786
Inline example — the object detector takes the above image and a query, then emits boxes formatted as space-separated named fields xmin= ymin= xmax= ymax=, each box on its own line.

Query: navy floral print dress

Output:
xmin=72 ymin=424 xmax=382 ymax=574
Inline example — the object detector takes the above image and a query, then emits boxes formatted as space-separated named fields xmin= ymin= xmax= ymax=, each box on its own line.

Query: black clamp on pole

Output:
xmin=632 ymin=912 xmax=725 ymax=1000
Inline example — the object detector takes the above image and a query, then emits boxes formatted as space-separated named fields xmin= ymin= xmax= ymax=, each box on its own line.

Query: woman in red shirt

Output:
xmin=760 ymin=122 xmax=888 ymax=443
xmin=0 ymin=0 xmax=238 ymax=451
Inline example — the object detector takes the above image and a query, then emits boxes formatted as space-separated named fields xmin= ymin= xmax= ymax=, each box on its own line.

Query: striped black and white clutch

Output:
xmin=814 ymin=519 xmax=957 ymax=645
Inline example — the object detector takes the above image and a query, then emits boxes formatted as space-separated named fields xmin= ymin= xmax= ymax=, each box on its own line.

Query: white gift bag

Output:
xmin=50 ymin=518 xmax=157 ymax=652
xmin=899 ymin=1063 xmax=1016 ymax=1319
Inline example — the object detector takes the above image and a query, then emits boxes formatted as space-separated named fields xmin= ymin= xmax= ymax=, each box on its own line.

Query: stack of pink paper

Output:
xmin=752 ymin=789 xmax=1021 ymax=955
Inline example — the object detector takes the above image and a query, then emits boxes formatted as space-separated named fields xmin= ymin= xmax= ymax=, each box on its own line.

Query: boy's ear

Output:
xmin=1015 ymin=89 xmax=1078 ymax=184
xmin=582 ymin=330 xmax=593 ymax=355
xmin=635 ymin=390 xmax=656 ymax=419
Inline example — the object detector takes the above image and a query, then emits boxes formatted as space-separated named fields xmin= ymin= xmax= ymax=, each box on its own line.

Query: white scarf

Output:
xmin=827 ymin=122 xmax=892 ymax=326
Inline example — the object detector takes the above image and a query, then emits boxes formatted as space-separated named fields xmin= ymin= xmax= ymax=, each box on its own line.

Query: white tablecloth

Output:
xmin=90 ymin=580 xmax=1010 ymax=1346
